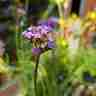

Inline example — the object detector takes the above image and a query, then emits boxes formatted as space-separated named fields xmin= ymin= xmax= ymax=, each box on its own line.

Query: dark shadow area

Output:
xmin=27 ymin=0 xmax=49 ymax=25
xmin=0 ymin=0 xmax=16 ymax=65
xmin=71 ymin=0 xmax=81 ymax=15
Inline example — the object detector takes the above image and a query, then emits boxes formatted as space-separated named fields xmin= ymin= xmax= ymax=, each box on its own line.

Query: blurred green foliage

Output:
xmin=15 ymin=33 xmax=96 ymax=96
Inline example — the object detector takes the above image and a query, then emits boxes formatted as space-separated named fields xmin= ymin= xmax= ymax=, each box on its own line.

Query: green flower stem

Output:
xmin=34 ymin=55 xmax=40 ymax=96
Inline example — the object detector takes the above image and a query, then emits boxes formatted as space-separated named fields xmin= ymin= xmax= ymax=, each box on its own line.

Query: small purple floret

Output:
xmin=32 ymin=48 xmax=42 ymax=55
xmin=47 ymin=41 xmax=55 ymax=49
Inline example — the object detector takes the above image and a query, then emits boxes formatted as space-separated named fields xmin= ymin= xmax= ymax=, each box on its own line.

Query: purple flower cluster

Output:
xmin=22 ymin=25 xmax=53 ymax=40
xmin=22 ymin=24 xmax=55 ymax=55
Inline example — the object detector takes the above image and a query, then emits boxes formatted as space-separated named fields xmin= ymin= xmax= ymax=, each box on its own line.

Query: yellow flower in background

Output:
xmin=61 ymin=39 xmax=67 ymax=47
xmin=57 ymin=37 xmax=67 ymax=47
xmin=0 ymin=57 xmax=5 ymax=64
xmin=67 ymin=17 xmax=75 ymax=27
xmin=84 ymin=22 xmax=92 ymax=28
xmin=87 ymin=11 xmax=96 ymax=20
xmin=59 ymin=18 xmax=65 ymax=29
xmin=0 ymin=58 xmax=9 ymax=73
xmin=71 ymin=13 xmax=78 ymax=20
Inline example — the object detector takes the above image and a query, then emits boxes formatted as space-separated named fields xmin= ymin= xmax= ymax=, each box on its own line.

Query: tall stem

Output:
xmin=34 ymin=55 xmax=40 ymax=96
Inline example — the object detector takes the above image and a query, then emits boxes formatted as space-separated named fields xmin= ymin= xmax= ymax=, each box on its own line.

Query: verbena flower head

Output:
xmin=22 ymin=24 xmax=55 ymax=55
